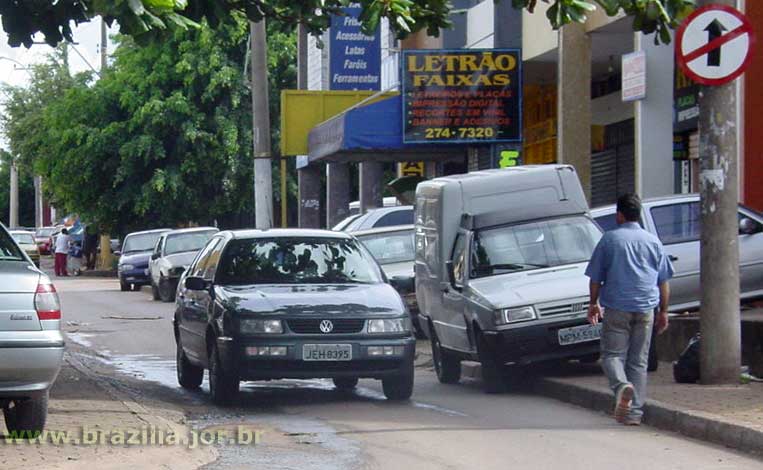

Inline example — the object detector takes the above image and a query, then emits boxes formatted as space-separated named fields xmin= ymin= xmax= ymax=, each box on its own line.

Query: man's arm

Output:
xmin=588 ymin=281 xmax=603 ymax=326
xmin=655 ymin=281 xmax=670 ymax=334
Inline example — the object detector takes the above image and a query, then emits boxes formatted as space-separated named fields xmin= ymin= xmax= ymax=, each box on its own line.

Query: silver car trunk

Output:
xmin=0 ymin=261 xmax=42 ymax=331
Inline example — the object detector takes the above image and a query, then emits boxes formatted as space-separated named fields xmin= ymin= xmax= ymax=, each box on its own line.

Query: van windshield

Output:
xmin=471 ymin=216 xmax=602 ymax=278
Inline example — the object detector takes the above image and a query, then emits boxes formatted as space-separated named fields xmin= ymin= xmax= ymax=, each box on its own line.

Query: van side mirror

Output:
xmin=151 ymin=253 xmax=160 ymax=260
xmin=185 ymin=276 xmax=208 ymax=291
xmin=445 ymin=261 xmax=461 ymax=291
xmin=740 ymin=218 xmax=758 ymax=235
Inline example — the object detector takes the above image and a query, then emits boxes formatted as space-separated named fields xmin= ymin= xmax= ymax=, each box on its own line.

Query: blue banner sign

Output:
xmin=329 ymin=4 xmax=381 ymax=91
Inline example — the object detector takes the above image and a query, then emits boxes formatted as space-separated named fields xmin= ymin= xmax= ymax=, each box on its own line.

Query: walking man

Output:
xmin=54 ymin=228 xmax=71 ymax=277
xmin=585 ymin=194 xmax=674 ymax=425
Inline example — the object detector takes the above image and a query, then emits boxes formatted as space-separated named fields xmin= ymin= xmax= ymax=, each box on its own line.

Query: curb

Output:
xmin=532 ymin=376 xmax=763 ymax=457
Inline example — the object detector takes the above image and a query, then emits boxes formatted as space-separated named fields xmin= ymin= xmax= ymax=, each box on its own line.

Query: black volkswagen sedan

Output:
xmin=173 ymin=229 xmax=416 ymax=406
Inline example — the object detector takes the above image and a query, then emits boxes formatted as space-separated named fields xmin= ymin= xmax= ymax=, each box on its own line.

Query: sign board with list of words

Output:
xmin=402 ymin=49 xmax=522 ymax=144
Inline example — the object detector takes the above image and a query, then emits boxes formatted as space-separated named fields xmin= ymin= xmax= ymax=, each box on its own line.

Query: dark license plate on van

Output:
xmin=558 ymin=324 xmax=602 ymax=346
xmin=302 ymin=344 xmax=352 ymax=361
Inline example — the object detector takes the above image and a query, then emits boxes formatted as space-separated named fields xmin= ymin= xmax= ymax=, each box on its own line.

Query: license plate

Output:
xmin=558 ymin=324 xmax=602 ymax=346
xmin=302 ymin=344 xmax=352 ymax=361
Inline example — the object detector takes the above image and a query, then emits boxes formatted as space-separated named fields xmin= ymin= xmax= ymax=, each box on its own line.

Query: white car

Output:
xmin=148 ymin=227 xmax=219 ymax=302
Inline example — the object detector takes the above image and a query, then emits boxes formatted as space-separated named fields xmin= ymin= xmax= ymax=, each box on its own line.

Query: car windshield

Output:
xmin=11 ymin=233 xmax=35 ymax=245
xmin=471 ymin=216 xmax=602 ymax=278
xmin=36 ymin=227 xmax=55 ymax=237
xmin=0 ymin=229 xmax=25 ymax=261
xmin=165 ymin=231 xmax=217 ymax=255
xmin=123 ymin=232 xmax=164 ymax=253
xmin=357 ymin=230 xmax=415 ymax=265
xmin=217 ymin=237 xmax=383 ymax=285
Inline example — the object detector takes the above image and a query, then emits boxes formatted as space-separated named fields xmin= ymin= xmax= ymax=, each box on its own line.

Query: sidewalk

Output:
xmin=1 ymin=351 xmax=217 ymax=469
xmin=415 ymin=340 xmax=763 ymax=457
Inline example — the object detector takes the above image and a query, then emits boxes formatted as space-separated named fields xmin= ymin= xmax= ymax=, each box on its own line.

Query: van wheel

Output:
xmin=119 ymin=280 xmax=130 ymax=292
xmin=477 ymin=332 xmax=507 ymax=394
xmin=176 ymin=340 xmax=204 ymax=390
xmin=382 ymin=361 xmax=414 ymax=401
xmin=209 ymin=343 xmax=238 ymax=406
xmin=158 ymin=276 xmax=175 ymax=302
xmin=332 ymin=377 xmax=359 ymax=390
xmin=430 ymin=323 xmax=461 ymax=384
xmin=151 ymin=280 xmax=161 ymax=301
xmin=3 ymin=392 xmax=48 ymax=436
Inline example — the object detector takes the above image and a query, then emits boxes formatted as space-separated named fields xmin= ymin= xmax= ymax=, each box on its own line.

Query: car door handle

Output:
xmin=669 ymin=255 xmax=678 ymax=262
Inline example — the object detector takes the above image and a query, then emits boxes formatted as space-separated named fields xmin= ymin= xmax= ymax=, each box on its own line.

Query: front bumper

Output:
xmin=119 ymin=266 xmax=150 ymax=285
xmin=217 ymin=335 xmax=416 ymax=381
xmin=484 ymin=318 xmax=600 ymax=366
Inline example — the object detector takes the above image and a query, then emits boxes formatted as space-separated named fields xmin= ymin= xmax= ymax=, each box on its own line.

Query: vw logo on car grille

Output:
xmin=319 ymin=320 xmax=334 ymax=333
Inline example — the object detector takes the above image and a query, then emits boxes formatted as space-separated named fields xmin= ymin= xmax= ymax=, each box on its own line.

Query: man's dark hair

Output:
xmin=616 ymin=193 xmax=642 ymax=222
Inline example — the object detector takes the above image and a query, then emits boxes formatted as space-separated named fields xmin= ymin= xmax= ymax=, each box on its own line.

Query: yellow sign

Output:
xmin=280 ymin=90 xmax=398 ymax=156
xmin=398 ymin=162 xmax=425 ymax=177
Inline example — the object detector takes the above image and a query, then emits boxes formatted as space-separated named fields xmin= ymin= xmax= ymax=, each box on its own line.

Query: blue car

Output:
xmin=118 ymin=229 xmax=171 ymax=291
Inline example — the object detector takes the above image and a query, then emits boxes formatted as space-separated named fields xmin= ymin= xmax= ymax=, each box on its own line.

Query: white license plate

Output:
xmin=302 ymin=344 xmax=352 ymax=361
xmin=558 ymin=324 xmax=602 ymax=346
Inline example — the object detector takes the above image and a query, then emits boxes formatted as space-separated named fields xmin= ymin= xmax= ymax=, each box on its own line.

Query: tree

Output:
xmin=0 ymin=150 xmax=35 ymax=228
xmin=2 ymin=0 xmax=694 ymax=49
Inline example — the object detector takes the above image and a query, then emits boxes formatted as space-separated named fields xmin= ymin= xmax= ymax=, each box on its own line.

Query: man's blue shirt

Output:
xmin=585 ymin=222 xmax=674 ymax=313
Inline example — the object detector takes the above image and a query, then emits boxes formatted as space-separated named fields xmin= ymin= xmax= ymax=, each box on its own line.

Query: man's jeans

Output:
xmin=600 ymin=308 xmax=654 ymax=420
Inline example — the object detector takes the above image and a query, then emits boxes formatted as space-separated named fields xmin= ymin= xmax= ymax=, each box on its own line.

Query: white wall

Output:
xmin=522 ymin=4 xmax=557 ymax=60
xmin=591 ymin=91 xmax=635 ymax=126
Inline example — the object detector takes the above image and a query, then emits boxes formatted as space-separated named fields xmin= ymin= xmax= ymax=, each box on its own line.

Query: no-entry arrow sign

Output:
xmin=676 ymin=4 xmax=755 ymax=86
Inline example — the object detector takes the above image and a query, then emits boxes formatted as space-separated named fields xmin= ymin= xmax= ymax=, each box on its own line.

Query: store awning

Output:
xmin=307 ymin=96 xmax=465 ymax=163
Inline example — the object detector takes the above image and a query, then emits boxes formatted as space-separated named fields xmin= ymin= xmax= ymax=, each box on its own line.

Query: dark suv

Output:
xmin=173 ymin=229 xmax=416 ymax=405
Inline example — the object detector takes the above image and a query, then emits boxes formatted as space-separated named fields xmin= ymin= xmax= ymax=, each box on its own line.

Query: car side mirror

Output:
xmin=151 ymin=253 xmax=160 ymax=260
xmin=185 ymin=276 xmax=208 ymax=291
xmin=739 ymin=218 xmax=758 ymax=235
xmin=114 ymin=251 xmax=121 ymax=257
xmin=390 ymin=276 xmax=414 ymax=292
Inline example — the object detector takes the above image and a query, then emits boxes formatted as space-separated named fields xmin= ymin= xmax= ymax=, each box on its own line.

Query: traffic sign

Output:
xmin=676 ymin=4 xmax=754 ymax=86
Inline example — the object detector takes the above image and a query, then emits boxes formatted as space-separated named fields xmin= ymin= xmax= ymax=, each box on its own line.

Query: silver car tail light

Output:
xmin=35 ymin=280 xmax=61 ymax=321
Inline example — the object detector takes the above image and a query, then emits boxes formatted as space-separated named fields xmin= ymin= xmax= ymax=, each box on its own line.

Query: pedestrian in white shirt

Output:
xmin=54 ymin=228 xmax=71 ymax=277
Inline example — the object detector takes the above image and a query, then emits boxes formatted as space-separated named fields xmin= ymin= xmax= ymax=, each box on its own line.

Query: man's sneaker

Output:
xmin=614 ymin=383 xmax=634 ymax=421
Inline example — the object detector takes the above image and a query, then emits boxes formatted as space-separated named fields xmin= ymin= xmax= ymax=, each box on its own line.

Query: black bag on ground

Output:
xmin=673 ymin=333 xmax=701 ymax=383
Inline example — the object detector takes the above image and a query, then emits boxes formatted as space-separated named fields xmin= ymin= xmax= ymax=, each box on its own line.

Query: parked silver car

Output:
xmin=0 ymin=222 xmax=64 ymax=435
xmin=333 ymin=206 xmax=414 ymax=232
xmin=149 ymin=227 xmax=219 ymax=302
xmin=353 ymin=225 xmax=423 ymax=336
xmin=591 ymin=194 xmax=763 ymax=311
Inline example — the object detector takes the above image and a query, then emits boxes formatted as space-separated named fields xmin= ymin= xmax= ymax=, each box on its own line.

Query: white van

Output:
xmin=415 ymin=165 xmax=603 ymax=392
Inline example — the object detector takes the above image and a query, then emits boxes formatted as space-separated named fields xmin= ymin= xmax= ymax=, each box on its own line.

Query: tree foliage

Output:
xmin=1 ymin=18 xmax=297 ymax=234
xmin=2 ymin=0 xmax=694 ymax=49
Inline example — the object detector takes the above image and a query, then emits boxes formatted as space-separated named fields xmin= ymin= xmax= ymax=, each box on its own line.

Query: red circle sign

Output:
xmin=675 ymin=4 xmax=755 ymax=86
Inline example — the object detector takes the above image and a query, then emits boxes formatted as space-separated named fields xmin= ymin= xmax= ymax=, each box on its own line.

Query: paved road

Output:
xmin=55 ymin=275 xmax=763 ymax=469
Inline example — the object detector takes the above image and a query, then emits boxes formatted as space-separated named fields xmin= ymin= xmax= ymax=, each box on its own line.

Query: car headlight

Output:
xmin=240 ymin=319 xmax=284 ymax=334
xmin=120 ymin=264 xmax=135 ymax=272
xmin=367 ymin=318 xmax=410 ymax=334
xmin=494 ymin=306 xmax=537 ymax=325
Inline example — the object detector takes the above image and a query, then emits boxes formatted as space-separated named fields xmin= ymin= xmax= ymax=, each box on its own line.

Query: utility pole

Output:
xmin=250 ymin=20 xmax=273 ymax=230
xmin=97 ymin=16 xmax=114 ymax=270
xmin=697 ymin=0 xmax=741 ymax=385
xmin=9 ymin=158 xmax=18 ymax=228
